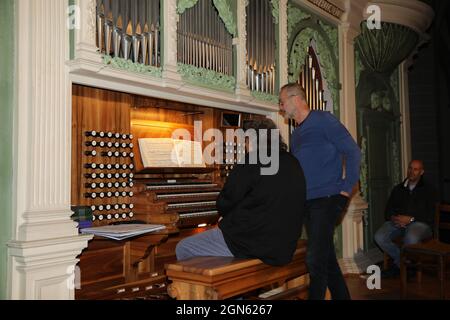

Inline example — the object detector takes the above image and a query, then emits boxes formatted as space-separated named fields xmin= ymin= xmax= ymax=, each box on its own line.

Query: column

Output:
xmin=275 ymin=0 xmax=290 ymax=145
xmin=234 ymin=0 xmax=251 ymax=98
xmin=162 ymin=0 xmax=182 ymax=82
xmin=8 ymin=0 xmax=92 ymax=300
xmin=399 ymin=60 xmax=413 ymax=174
xmin=74 ymin=0 xmax=102 ymax=63
xmin=338 ymin=22 xmax=368 ymax=273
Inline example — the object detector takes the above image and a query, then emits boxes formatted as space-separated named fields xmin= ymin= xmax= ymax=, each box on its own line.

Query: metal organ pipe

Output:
xmin=96 ymin=0 xmax=160 ymax=67
xmin=176 ymin=0 xmax=233 ymax=76
xmin=246 ymin=0 xmax=276 ymax=95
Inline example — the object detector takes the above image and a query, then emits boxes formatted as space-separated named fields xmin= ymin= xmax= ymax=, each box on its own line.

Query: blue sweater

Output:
xmin=290 ymin=111 xmax=361 ymax=200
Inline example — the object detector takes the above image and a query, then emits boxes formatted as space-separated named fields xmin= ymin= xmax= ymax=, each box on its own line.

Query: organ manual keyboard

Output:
xmin=133 ymin=168 xmax=222 ymax=233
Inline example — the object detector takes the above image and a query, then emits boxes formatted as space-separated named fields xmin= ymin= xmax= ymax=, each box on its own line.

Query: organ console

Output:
xmin=72 ymin=85 xmax=265 ymax=299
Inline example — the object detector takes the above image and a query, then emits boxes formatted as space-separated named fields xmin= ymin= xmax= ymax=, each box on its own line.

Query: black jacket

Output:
xmin=218 ymin=151 xmax=306 ymax=266
xmin=384 ymin=177 xmax=437 ymax=226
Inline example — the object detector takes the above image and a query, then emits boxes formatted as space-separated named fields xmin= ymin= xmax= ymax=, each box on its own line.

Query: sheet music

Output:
xmin=138 ymin=138 xmax=206 ymax=168
xmin=81 ymin=224 xmax=166 ymax=240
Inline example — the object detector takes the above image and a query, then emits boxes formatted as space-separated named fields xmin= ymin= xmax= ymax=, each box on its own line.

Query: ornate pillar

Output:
xmin=338 ymin=21 xmax=368 ymax=273
xmin=399 ymin=60 xmax=413 ymax=175
xmin=7 ymin=0 xmax=92 ymax=299
xmin=162 ymin=0 xmax=182 ymax=82
xmin=274 ymin=0 xmax=290 ymax=145
xmin=235 ymin=0 xmax=251 ymax=99
xmin=74 ymin=0 xmax=102 ymax=63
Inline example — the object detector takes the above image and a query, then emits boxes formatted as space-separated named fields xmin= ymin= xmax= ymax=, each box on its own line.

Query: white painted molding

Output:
xmin=9 ymin=0 xmax=91 ymax=300
xmin=365 ymin=0 xmax=434 ymax=39
xmin=342 ymin=193 xmax=367 ymax=259
xmin=8 ymin=235 xmax=92 ymax=300
xmin=162 ymin=0 xmax=182 ymax=82
xmin=399 ymin=61 xmax=412 ymax=174
xmin=338 ymin=22 xmax=368 ymax=267
xmin=68 ymin=60 xmax=278 ymax=115
xmin=74 ymin=0 xmax=102 ymax=63
xmin=277 ymin=0 xmax=290 ymax=144
xmin=338 ymin=22 xmax=360 ymax=139
xmin=235 ymin=0 xmax=251 ymax=98
xmin=279 ymin=0 xmax=289 ymax=87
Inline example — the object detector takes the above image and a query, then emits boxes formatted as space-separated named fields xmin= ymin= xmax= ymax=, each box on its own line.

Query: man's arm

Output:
xmin=216 ymin=164 xmax=259 ymax=217
xmin=324 ymin=113 xmax=362 ymax=195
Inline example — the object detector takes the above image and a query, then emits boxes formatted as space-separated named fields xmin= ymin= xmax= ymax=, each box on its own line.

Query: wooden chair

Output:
xmin=401 ymin=203 xmax=450 ymax=299
xmin=165 ymin=240 xmax=309 ymax=300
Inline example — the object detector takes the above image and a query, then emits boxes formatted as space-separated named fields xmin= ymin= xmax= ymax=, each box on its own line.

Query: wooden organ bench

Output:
xmin=165 ymin=240 xmax=309 ymax=300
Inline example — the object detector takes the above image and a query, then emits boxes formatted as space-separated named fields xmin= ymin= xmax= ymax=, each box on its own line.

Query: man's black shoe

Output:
xmin=381 ymin=265 xmax=400 ymax=278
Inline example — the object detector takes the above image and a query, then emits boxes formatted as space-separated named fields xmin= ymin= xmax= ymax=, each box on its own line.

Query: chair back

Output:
xmin=434 ymin=203 xmax=450 ymax=240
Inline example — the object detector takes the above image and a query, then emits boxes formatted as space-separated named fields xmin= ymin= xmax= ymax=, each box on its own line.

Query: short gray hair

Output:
xmin=280 ymin=83 xmax=307 ymax=102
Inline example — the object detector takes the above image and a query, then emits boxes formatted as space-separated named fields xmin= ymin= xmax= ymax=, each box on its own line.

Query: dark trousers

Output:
xmin=305 ymin=195 xmax=351 ymax=300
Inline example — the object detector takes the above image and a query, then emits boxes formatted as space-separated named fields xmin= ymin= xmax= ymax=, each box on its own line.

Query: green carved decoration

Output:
xmin=287 ymin=3 xmax=310 ymax=40
xmin=103 ymin=55 xmax=162 ymax=78
xmin=289 ymin=28 xmax=314 ymax=83
xmin=178 ymin=0 xmax=237 ymax=36
xmin=390 ymin=68 xmax=399 ymax=104
xmin=178 ymin=63 xmax=236 ymax=92
xmin=392 ymin=141 xmax=401 ymax=187
xmin=271 ymin=0 xmax=280 ymax=25
xmin=289 ymin=26 xmax=340 ymax=111
xmin=251 ymin=91 xmax=278 ymax=104
xmin=360 ymin=136 xmax=368 ymax=201
xmin=356 ymin=22 xmax=419 ymax=74
xmin=177 ymin=0 xmax=199 ymax=14
xmin=355 ymin=49 xmax=364 ymax=88
xmin=213 ymin=0 xmax=237 ymax=36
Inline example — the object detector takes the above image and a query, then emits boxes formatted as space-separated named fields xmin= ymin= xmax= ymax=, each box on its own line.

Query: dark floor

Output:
xmin=346 ymin=272 xmax=449 ymax=300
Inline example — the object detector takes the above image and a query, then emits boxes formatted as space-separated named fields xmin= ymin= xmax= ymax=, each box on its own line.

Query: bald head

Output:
xmin=407 ymin=160 xmax=424 ymax=183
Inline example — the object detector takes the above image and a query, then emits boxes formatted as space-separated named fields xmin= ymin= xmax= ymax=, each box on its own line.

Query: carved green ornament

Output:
xmin=287 ymin=4 xmax=310 ymax=40
xmin=251 ymin=91 xmax=278 ymax=104
xmin=213 ymin=0 xmax=237 ymax=36
xmin=177 ymin=0 xmax=237 ymax=36
xmin=178 ymin=63 xmax=236 ymax=92
xmin=271 ymin=0 xmax=280 ymax=25
xmin=103 ymin=55 xmax=162 ymax=78
xmin=177 ymin=0 xmax=199 ymax=14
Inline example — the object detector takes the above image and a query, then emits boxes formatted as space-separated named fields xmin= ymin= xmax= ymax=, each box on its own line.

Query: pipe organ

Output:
xmin=289 ymin=46 xmax=327 ymax=135
xmin=96 ymin=0 xmax=161 ymax=67
xmin=246 ymin=0 xmax=276 ymax=95
xmin=177 ymin=0 xmax=234 ymax=75
xmin=72 ymin=85 xmax=263 ymax=299
xmin=298 ymin=47 xmax=327 ymax=111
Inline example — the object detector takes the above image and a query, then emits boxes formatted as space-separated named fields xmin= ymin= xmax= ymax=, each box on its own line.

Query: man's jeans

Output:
xmin=374 ymin=220 xmax=432 ymax=267
xmin=305 ymin=194 xmax=351 ymax=300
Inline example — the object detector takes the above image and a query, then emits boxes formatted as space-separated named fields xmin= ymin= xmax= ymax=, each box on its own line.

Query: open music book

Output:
xmin=81 ymin=224 xmax=166 ymax=240
xmin=138 ymin=138 xmax=206 ymax=168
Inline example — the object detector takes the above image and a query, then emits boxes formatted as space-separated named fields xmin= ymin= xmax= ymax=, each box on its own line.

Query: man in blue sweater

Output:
xmin=279 ymin=83 xmax=361 ymax=300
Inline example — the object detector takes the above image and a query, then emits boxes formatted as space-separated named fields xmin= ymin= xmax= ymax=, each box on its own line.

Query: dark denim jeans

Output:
xmin=305 ymin=194 xmax=351 ymax=300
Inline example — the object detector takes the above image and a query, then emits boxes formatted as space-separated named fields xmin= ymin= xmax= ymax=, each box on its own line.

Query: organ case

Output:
xmin=72 ymin=84 xmax=264 ymax=299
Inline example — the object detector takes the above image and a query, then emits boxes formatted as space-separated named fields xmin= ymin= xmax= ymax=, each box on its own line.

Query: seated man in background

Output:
xmin=374 ymin=160 xmax=437 ymax=278
xmin=176 ymin=118 xmax=307 ymax=266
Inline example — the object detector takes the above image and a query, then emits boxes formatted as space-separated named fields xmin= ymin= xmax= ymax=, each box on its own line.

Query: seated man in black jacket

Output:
xmin=176 ymin=118 xmax=306 ymax=266
xmin=374 ymin=160 xmax=437 ymax=278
